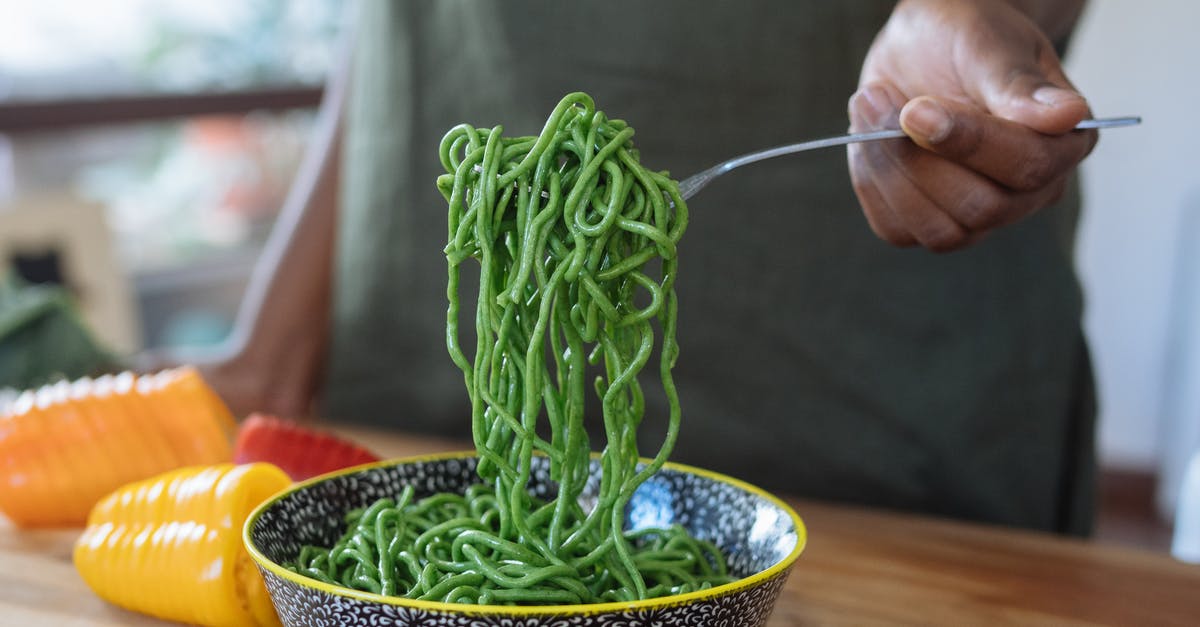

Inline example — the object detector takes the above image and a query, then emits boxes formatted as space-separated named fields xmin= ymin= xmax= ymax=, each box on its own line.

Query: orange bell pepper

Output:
xmin=0 ymin=367 xmax=236 ymax=527
xmin=74 ymin=463 xmax=290 ymax=627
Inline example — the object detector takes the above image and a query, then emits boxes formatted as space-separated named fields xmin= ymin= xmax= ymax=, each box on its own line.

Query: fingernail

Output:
xmin=903 ymin=99 xmax=952 ymax=143
xmin=855 ymin=85 xmax=898 ymax=129
xmin=1033 ymin=86 xmax=1085 ymax=107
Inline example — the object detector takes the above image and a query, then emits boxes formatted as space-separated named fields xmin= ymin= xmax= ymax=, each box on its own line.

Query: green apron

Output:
xmin=325 ymin=0 xmax=1096 ymax=535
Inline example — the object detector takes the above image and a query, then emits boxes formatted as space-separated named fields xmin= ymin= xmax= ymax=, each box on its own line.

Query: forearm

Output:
xmin=891 ymin=1 xmax=1086 ymax=45
xmin=998 ymin=0 xmax=1088 ymax=42
xmin=189 ymin=72 xmax=347 ymax=419
xmin=226 ymin=84 xmax=342 ymax=367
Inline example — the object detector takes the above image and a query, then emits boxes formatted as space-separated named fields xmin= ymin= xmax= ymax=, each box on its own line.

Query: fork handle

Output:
xmin=677 ymin=115 xmax=1141 ymax=199
xmin=722 ymin=116 xmax=1138 ymax=172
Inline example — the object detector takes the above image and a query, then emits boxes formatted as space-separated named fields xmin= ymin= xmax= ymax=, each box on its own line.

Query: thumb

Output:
xmin=971 ymin=51 xmax=1090 ymax=135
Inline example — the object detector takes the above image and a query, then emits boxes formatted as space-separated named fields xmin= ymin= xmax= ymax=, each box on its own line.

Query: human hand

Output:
xmin=847 ymin=0 xmax=1098 ymax=251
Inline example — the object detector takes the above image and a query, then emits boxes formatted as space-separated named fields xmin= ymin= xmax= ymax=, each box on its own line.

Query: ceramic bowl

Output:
xmin=244 ymin=452 xmax=805 ymax=627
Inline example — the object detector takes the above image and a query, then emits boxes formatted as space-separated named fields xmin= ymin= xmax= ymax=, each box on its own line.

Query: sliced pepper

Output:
xmin=0 ymin=367 xmax=236 ymax=527
xmin=74 ymin=462 xmax=290 ymax=627
xmin=233 ymin=413 xmax=380 ymax=481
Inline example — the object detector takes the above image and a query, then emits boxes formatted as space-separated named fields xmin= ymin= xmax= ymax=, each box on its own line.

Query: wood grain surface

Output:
xmin=2 ymin=427 xmax=1198 ymax=626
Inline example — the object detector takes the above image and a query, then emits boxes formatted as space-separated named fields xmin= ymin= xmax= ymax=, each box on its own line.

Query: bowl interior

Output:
xmin=249 ymin=454 xmax=801 ymax=588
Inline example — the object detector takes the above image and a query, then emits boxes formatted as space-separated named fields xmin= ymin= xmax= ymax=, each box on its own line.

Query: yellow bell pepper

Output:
xmin=74 ymin=463 xmax=290 ymax=627
xmin=0 ymin=367 xmax=236 ymax=527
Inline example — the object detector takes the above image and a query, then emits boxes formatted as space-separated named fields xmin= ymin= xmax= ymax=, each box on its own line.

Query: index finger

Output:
xmin=899 ymin=96 xmax=1098 ymax=192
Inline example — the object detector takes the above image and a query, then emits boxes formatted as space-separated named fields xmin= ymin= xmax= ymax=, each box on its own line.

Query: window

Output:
xmin=1 ymin=0 xmax=342 ymax=351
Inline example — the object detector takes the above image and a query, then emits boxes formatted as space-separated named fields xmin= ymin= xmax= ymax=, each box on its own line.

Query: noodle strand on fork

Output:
xmin=289 ymin=93 xmax=731 ymax=604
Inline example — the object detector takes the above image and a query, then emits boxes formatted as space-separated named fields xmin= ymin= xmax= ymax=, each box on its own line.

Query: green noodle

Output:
xmin=288 ymin=92 xmax=732 ymax=604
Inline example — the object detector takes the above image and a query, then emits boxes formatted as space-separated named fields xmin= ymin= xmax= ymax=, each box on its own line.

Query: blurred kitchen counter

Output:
xmin=2 ymin=425 xmax=1199 ymax=626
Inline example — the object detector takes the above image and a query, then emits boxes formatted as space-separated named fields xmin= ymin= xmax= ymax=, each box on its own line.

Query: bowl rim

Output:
xmin=243 ymin=450 xmax=807 ymax=617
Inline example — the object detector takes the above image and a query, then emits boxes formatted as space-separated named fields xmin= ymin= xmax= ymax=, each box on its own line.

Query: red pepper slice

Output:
xmin=232 ymin=414 xmax=380 ymax=481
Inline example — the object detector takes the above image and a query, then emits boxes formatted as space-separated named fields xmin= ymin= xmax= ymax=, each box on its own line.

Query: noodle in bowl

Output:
xmin=244 ymin=452 xmax=805 ymax=626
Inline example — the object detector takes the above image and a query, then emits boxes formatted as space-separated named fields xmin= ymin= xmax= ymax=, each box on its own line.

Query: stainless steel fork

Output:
xmin=674 ymin=116 xmax=1141 ymax=200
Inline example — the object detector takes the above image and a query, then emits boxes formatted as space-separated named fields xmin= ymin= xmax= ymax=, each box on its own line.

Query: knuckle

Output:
xmin=867 ymin=216 xmax=907 ymax=246
xmin=848 ymin=147 xmax=870 ymax=180
xmin=857 ymin=201 xmax=915 ymax=248
xmin=859 ymin=203 xmax=903 ymax=244
xmin=881 ymin=229 xmax=918 ymax=248
xmin=956 ymin=185 xmax=1006 ymax=231
xmin=915 ymin=218 xmax=966 ymax=252
xmin=850 ymin=179 xmax=874 ymax=211
xmin=874 ymin=226 xmax=905 ymax=246
xmin=943 ymin=122 xmax=985 ymax=161
xmin=927 ymin=233 xmax=968 ymax=253
xmin=1045 ymin=177 xmax=1069 ymax=207
xmin=1013 ymin=150 xmax=1060 ymax=191
xmin=1082 ymin=129 xmax=1100 ymax=158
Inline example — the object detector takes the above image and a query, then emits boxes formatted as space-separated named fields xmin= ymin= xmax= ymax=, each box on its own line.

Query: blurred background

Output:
xmin=0 ymin=0 xmax=338 ymax=353
xmin=0 ymin=1 xmax=1195 ymax=553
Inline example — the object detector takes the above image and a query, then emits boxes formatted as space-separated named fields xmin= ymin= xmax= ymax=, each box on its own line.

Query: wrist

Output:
xmin=892 ymin=0 xmax=1083 ymax=42
xmin=994 ymin=0 xmax=1087 ymax=42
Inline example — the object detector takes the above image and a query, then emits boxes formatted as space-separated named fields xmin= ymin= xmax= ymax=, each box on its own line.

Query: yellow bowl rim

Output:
xmin=243 ymin=450 xmax=807 ymax=617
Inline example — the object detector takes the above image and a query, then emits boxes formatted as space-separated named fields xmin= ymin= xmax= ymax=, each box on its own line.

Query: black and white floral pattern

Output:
xmin=247 ymin=455 xmax=803 ymax=627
